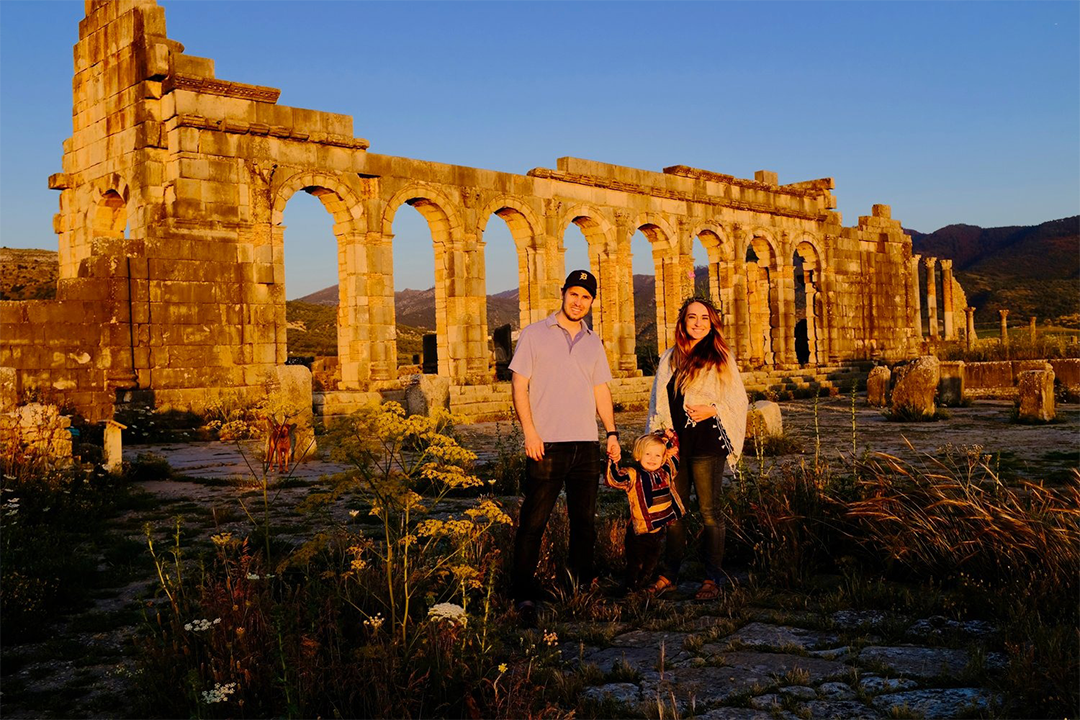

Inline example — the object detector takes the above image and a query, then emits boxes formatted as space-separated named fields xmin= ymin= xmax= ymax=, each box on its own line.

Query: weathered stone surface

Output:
xmin=938 ymin=361 xmax=965 ymax=406
xmin=714 ymin=622 xmax=840 ymax=652
xmin=698 ymin=708 xmax=798 ymax=720
xmin=0 ymin=402 xmax=73 ymax=464
xmin=0 ymin=367 xmax=16 ymax=412
xmin=716 ymin=651 xmax=850 ymax=683
xmin=866 ymin=366 xmax=891 ymax=407
xmin=405 ymin=374 xmax=450 ymax=418
xmin=749 ymin=693 xmax=782 ymax=710
xmin=871 ymin=688 xmax=997 ymax=718
xmin=779 ymin=685 xmax=816 ymax=701
xmin=801 ymin=700 xmax=881 ymax=719
xmin=830 ymin=609 xmax=888 ymax=630
xmin=746 ymin=400 xmax=783 ymax=438
xmin=580 ymin=642 xmax=691 ymax=674
xmin=891 ymin=355 xmax=940 ymax=417
xmin=905 ymin=616 xmax=996 ymax=642
xmin=1017 ymin=369 xmax=1055 ymax=422
xmin=858 ymin=676 xmax=919 ymax=694
xmin=858 ymin=645 xmax=971 ymax=680
xmin=581 ymin=683 xmax=639 ymax=706
xmin=1050 ymin=357 xmax=1080 ymax=388
xmin=817 ymin=681 xmax=857 ymax=700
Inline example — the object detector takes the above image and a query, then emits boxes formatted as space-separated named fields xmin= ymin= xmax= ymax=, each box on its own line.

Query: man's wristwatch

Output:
xmin=606 ymin=431 xmax=619 ymax=439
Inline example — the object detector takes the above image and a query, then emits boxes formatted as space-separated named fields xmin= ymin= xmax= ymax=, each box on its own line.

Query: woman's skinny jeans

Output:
xmin=661 ymin=453 xmax=727 ymax=585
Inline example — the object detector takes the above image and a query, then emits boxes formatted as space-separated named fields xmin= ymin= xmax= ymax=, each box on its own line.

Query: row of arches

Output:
xmin=267 ymin=170 xmax=835 ymax=389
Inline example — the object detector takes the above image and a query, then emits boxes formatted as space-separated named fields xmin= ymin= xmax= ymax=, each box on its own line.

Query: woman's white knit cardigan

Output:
xmin=645 ymin=346 xmax=749 ymax=468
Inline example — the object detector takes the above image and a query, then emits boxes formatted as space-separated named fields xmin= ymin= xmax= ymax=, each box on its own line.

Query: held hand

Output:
xmin=523 ymin=429 xmax=545 ymax=461
xmin=685 ymin=404 xmax=716 ymax=423
xmin=662 ymin=428 xmax=677 ymax=442
xmin=606 ymin=435 xmax=622 ymax=463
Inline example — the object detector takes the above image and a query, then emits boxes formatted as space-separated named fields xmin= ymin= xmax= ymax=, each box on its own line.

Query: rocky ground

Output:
xmin=2 ymin=395 xmax=1075 ymax=718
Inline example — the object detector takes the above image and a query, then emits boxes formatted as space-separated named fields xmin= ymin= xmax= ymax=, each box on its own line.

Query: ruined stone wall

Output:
xmin=1 ymin=0 xmax=964 ymax=422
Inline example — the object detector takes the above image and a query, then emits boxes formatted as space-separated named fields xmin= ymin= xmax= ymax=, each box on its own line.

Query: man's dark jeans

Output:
xmin=511 ymin=441 xmax=602 ymax=602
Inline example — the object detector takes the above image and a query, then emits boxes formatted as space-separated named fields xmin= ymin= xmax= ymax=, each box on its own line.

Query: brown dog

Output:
xmin=265 ymin=421 xmax=295 ymax=473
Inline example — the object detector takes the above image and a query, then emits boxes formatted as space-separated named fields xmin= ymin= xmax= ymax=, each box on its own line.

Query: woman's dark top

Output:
xmin=667 ymin=374 xmax=729 ymax=458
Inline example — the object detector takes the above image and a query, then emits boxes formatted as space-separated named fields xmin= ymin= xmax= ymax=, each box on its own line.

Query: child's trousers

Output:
xmin=624 ymin=524 xmax=665 ymax=590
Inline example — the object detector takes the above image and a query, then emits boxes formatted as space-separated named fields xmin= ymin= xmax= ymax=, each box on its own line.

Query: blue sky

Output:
xmin=2 ymin=1 xmax=1077 ymax=298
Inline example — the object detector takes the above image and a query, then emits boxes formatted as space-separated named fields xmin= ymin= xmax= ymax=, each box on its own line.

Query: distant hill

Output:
xmin=908 ymin=216 xmax=1079 ymax=326
xmin=0 ymin=247 xmax=58 ymax=300
xmin=296 ymin=285 xmax=520 ymax=331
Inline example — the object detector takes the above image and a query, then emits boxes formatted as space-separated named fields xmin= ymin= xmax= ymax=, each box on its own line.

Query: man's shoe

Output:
xmin=516 ymin=600 xmax=538 ymax=629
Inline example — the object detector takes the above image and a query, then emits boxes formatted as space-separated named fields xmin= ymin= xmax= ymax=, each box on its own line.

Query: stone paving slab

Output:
xmin=859 ymin=645 xmax=973 ymax=681
xmin=124 ymin=441 xmax=351 ymax=481
xmin=716 ymin=621 xmax=841 ymax=652
xmin=872 ymin=687 xmax=999 ymax=718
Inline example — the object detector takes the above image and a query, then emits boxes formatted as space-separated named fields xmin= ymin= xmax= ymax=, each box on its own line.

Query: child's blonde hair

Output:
xmin=632 ymin=432 xmax=667 ymax=462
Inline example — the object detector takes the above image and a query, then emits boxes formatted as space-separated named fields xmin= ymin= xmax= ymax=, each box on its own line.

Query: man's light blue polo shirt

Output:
xmin=509 ymin=312 xmax=613 ymax=442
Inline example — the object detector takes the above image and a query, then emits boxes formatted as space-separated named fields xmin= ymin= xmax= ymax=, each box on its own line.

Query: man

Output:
xmin=508 ymin=269 xmax=621 ymax=625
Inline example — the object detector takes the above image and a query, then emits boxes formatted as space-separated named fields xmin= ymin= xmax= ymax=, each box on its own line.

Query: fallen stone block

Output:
xmin=858 ymin=645 xmax=971 ymax=681
xmin=1016 ymin=369 xmax=1055 ymax=422
xmin=938 ymin=361 xmax=965 ymax=406
xmin=866 ymin=366 xmax=890 ymax=407
xmin=581 ymin=683 xmax=639 ymax=706
xmin=890 ymin=355 xmax=940 ymax=418
xmin=712 ymin=622 xmax=840 ymax=652
xmin=405 ymin=374 xmax=450 ymax=418
xmin=746 ymin=400 xmax=782 ymax=438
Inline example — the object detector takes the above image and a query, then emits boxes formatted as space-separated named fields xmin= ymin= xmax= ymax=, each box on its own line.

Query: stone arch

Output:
xmin=271 ymin=171 xmax=365 ymax=232
xmin=269 ymin=171 xmax=368 ymax=385
xmin=380 ymin=183 xmax=463 ymax=242
xmin=747 ymin=229 xmax=779 ymax=269
xmin=558 ymin=203 xmax=615 ymax=344
xmin=689 ymin=221 xmax=736 ymax=332
xmin=629 ymin=212 xmax=681 ymax=358
xmin=793 ymin=238 xmax=825 ymax=365
xmin=477 ymin=195 xmax=545 ymax=330
xmin=744 ymin=229 xmax=780 ymax=366
xmin=560 ymin=203 xmax=614 ymax=253
xmin=381 ymin=183 xmax=475 ymax=380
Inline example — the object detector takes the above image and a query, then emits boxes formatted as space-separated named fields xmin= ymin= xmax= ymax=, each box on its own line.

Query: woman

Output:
xmin=644 ymin=297 xmax=747 ymax=600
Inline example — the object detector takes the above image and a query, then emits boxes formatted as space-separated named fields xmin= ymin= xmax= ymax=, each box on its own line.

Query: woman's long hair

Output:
xmin=671 ymin=297 xmax=730 ymax=390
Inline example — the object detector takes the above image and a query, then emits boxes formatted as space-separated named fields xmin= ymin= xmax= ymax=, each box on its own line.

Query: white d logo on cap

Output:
xmin=579 ymin=272 xmax=588 ymax=280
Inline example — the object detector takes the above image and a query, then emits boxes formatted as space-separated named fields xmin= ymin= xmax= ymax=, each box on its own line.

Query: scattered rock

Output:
xmin=872 ymin=688 xmax=998 ymax=718
xmin=718 ymin=651 xmax=850 ymax=683
xmin=859 ymin=645 xmax=972 ymax=681
xmin=905 ymin=616 xmax=996 ymax=642
xmin=580 ymin=645 xmax=690 ymax=674
xmin=817 ymin=681 xmax=857 ymax=700
xmin=779 ymin=685 xmax=817 ymax=701
xmin=891 ymin=355 xmax=940 ymax=417
xmin=749 ymin=693 xmax=782 ymax=710
xmin=1017 ymin=369 xmax=1055 ymax=422
xmin=830 ymin=609 xmax=888 ymax=631
xmin=808 ymin=646 xmax=853 ymax=661
xmin=716 ymin=622 xmax=840 ymax=652
xmin=581 ymin=683 xmax=639 ymax=706
xmin=746 ymin=400 xmax=783 ymax=438
xmin=866 ymin=366 xmax=891 ymax=407
xmin=858 ymin=675 xmax=919 ymax=694
xmin=802 ymin=700 xmax=881 ymax=719
xmin=610 ymin=629 xmax=689 ymax=650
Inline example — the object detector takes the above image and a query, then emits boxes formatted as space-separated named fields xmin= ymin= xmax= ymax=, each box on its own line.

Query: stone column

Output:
xmin=965 ymin=307 xmax=976 ymax=350
xmin=1030 ymin=316 xmax=1037 ymax=343
xmin=909 ymin=254 xmax=923 ymax=340
xmin=999 ymin=309 xmax=1009 ymax=346
xmin=732 ymin=226 xmax=751 ymax=364
xmin=940 ymin=259 xmax=955 ymax=340
xmin=924 ymin=256 xmax=939 ymax=340
xmin=776 ymin=244 xmax=797 ymax=366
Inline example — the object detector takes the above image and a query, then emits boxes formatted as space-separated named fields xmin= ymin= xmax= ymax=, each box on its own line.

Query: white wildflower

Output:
xmin=200 ymin=682 xmax=237 ymax=704
xmin=428 ymin=602 xmax=467 ymax=627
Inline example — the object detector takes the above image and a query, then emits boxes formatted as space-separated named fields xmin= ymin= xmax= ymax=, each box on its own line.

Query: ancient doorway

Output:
xmin=792 ymin=241 xmax=823 ymax=366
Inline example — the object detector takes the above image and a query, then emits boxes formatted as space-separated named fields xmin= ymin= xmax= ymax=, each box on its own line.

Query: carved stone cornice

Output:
xmin=166 ymin=74 xmax=281 ymax=103
xmin=172 ymin=114 xmax=369 ymax=149
xmin=526 ymin=168 xmax=827 ymax=222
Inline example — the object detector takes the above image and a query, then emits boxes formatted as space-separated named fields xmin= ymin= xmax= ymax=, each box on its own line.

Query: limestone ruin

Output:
xmin=1 ymin=0 xmax=967 ymax=423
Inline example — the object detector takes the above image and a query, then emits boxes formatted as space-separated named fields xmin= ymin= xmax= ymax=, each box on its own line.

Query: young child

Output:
xmin=606 ymin=430 xmax=686 ymax=591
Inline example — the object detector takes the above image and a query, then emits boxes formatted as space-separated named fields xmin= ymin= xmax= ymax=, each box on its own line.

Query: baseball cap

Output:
xmin=562 ymin=269 xmax=597 ymax=297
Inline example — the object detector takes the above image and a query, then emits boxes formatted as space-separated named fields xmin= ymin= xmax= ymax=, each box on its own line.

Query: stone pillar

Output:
xmin=965 ymin=307 xmax=977 ymax=350
xmin=940 ymin=259 xmax=955 ymax=340
xmin=776 ymin=247 xmax=797 ymax=366
xmin=104 ymin=419 xmax=127 ymax=474
xmin=910 ymin=254 xmax=923 ymax=340
xmin=924 ymin=256 xmax=939 ymax=340
xmin=1030 ymin=316 xmax=1037 ymax=343
xmin=613 ymin=232 xmax=638 ymax=375
xmin=999 ymin=309 xmax=1009 ymax=346
xmin=732 ymin=226 xmax=751 ymax=364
